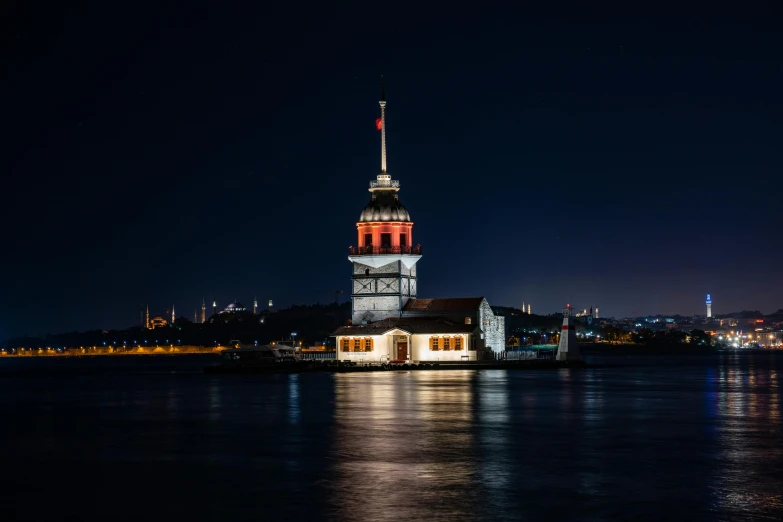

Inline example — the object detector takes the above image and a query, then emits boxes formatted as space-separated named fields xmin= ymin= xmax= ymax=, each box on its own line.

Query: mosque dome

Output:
xmin=223 ymin=302 xmax=246 ymax=313
xmin=359 ymin=191 xmax=411 ymax=222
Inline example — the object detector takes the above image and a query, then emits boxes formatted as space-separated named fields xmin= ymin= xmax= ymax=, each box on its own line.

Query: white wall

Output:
xmin=336 ymin=332 xmax=475 ymax=363
xmin=336 ymin=334 xmax=390 ymax=363
xmin=411 ymin=334 xmax=472 ymax=362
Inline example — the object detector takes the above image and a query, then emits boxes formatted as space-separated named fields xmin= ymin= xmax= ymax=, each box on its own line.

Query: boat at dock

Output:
xmin=204 ymin=342 xmax=315 ymax=374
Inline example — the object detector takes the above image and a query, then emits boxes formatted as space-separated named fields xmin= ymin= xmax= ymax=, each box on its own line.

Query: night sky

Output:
xmin=2 ymin=2 xmax=782 ymax=337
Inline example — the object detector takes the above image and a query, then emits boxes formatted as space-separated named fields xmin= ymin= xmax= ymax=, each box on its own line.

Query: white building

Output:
xmin=332 ymin=86 xmax=504 ymax=362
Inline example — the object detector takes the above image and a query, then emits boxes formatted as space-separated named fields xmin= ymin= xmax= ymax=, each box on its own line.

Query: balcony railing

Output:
xmin=349 ymin=245 xmax=422 ymax=256
xmin=369 ymin=179 xmax=400 ymax=189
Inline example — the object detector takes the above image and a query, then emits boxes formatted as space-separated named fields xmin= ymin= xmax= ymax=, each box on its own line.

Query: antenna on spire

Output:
xmin=379 ymin=75 xmax=387 ymax=174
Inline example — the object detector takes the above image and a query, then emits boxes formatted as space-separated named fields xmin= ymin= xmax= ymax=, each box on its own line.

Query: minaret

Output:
xmin=268 ymin=299 xmax=273 ymax=309
xmin=522 ymin=301 xmax=525 ymax=314
xmin=595 ymin=307 xmax=599 ymax=319
xmin=171 ymin=305 xmax=175 ymax=325
xmin=348 ymin=81 xmax=421 ymax=324
xmin=145 ymin=304 xmax=150 ymax=330
xmin=706 ymin=294 xmax=712 ymax=318
xmin=201 ymin=297 xmax=206 ymax=323
xmin=527 ymin=304 xmax=531 ymax=315
xmin=194 ymin=309 xmax=197 ymax=323
xmin=253 ymin=296 xmax=258 ymax=315
xmin=212 ymin=297 xmax=217 ymax=317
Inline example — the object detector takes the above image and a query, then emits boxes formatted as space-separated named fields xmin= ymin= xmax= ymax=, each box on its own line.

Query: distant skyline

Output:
xmin=2 ymin=3 xmax=782 ymax=336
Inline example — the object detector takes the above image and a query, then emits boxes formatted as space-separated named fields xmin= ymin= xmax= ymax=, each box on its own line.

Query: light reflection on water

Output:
xmin=329 ymin=371 xmax=481 ymax=521
xmin=711 ymin=353 xmax=783 ymax=516
xmin=0 ymin=353 xmax=782 ymax=521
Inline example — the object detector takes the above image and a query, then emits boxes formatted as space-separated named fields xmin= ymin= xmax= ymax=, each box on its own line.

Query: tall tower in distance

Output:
xmin=212 ymin=297 xmax=217 ymax=317
xmin=145 ymin=304 xmax=150 ymax=330
xmin=253 ymin=296 xmax=258 ymax=315
xmin=348 ymin=81 xmax=421 ymax=324
xmin=201 ymin=297 xmax=206 ymax=323
xmin=706 ymin=293 xmax=712 ymax=318
xmin=171 ymin=305 xmax=175 ymax=325
xmin=268 ymin=299 xmax=273 ymax=309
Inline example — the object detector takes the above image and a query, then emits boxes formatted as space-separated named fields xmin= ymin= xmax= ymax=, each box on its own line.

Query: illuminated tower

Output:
xmin=348 ymin=82 xmax=421 ymax=324
xmin=268 ymin=299 xmax=273 ymax=309
xmin=522 ymin=301 xmax=525 ymax=314
xmin=527 ymin=304 xmax=531 ymax=315
xmin=253 ymin=296 xmax=258 ymax=315
xmin=201 ymin=297 xmax=206 ymax=323
xmin=145 ymin=304 xmax=150 ymax=330
xmin=706 ymin=294 xmax=712 ymax=318
xmin=171 ymin=305 xmax=175 ymax=325
xmin=194 ymin=309 xmax=197 ymax=323
xmin=595 ymin=307 xmax=599 ymax=319
xmin=212 ymin=297 xmax=217 ymax=317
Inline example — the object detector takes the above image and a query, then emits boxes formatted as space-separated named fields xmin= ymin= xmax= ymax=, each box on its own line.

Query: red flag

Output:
xmin=375 ymin=117 xmax=382 ymax=130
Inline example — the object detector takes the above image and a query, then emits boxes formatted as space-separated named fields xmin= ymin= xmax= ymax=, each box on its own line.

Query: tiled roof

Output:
xmin=403 ymin=297 xmax=485 ymax=312
xmin=332 ymin=317 xmax=479 ymax=336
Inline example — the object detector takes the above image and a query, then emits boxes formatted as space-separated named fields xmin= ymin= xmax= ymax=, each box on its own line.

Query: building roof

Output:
xmin=403 ymin=297 xmax=485 ymax=313
xmin=333 ymin=317 xmax=479 ymax=336
xmin=359 ymin=190 xmax=411 ymax=222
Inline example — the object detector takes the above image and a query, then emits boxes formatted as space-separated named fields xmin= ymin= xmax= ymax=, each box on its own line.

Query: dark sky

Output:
xmin=2 ymin=2 xmax=782 ymax=337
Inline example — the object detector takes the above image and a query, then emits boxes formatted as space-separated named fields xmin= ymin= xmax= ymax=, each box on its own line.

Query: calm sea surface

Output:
xmin=1 ymin=352 xmax=781 ymax=521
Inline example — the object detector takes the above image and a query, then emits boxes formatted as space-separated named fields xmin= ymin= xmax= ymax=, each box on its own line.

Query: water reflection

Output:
xmin=328 ymin=371 xmax=479 ymax=522
xmin=288 ymin=374 xmax=301 ymax=425
xmin=711 ymin=352 xmax=783 ymax=516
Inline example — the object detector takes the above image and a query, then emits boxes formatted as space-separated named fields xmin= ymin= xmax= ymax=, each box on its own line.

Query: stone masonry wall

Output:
xmin=478 ymin=298 xmax=506 ymax=352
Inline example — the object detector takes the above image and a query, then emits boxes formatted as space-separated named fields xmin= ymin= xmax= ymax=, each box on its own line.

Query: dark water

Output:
xmin=1 ymin=353 xmax=781 ymax=521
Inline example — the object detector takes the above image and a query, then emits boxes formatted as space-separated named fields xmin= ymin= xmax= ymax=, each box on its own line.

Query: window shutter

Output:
xmin=449 ymin=337 xmax=456 ymax=349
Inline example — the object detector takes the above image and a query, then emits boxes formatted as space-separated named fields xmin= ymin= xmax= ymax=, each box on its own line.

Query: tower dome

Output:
xmin=359 ymin=190 xmax=411 ymax=222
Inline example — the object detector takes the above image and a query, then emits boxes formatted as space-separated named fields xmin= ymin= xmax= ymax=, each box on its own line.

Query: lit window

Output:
xmin=454 ymin=337 xmax=462 ymax=350
xmin=342 ymin=339 xmax=350 ymax=351
xmin=465 ymin=317 xmax=472 ymax=325
xmin=363 ymin=338 xmax=373 ymax=351
xmin=430 ymin=337 xmax=440 ymax=351
xmin=353 ymin=339 xmax=361 ymax=351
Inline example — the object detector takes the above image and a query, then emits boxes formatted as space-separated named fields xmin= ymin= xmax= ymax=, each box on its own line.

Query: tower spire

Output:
xmin=145 ymin=304 xmax=150 ymax=330
xmin=172 ymin=305 xmax=175 ymax=325
xmin=379 ymin=75 xmax=387 ymax=174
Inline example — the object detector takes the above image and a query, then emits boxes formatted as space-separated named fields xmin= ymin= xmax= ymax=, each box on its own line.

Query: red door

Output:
xmin=397 ymin=342 xmax=408 ymax=360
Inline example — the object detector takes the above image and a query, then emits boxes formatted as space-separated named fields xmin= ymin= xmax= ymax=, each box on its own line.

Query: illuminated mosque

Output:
xmin=332 ymin=86 xmax=505 ymax=362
